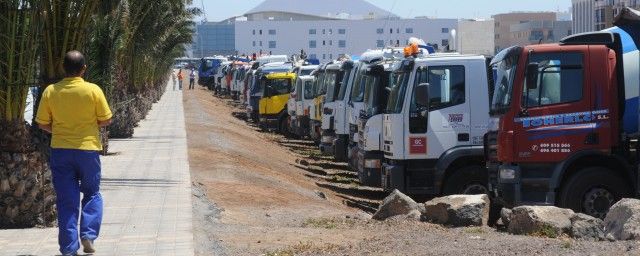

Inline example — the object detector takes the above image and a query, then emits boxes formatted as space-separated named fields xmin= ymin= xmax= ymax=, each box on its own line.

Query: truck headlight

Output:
xmin=499 ymin=167 xmax=516 ymax=180
xmin=364 ymin=159 xmax=381 ymax=169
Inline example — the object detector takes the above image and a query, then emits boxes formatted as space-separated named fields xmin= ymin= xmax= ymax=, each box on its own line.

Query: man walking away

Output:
xmin=189 ymin=68 xmax=196 ymax=90
xmin=36 ymin=51 xmax=113 ymax=256
xmin=177 ymin=69 xmax=184 ymax=90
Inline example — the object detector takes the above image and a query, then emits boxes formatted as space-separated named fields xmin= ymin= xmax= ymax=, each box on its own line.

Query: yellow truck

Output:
xmin=258 ymin=72 xmax=297 ymax=134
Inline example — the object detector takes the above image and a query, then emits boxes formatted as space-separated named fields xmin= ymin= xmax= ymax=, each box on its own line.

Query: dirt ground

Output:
xmin=184 ymin=87 xmax=640 ymax=256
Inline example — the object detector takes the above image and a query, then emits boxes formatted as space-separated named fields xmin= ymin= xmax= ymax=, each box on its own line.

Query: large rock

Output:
xmin=372 ymin=189 xmax=422 ymax=221
xmin=604 ymin=198 xmax=640 ymax=240
xmin=422 ymin=194 xmax=490 ymax=227
xmin=571 ymin=213 xmax=604 ymax=240
xmin=507 ymin=206 xmax=574 ymax=238
xmin=500 ymin=208 xmax=513 ymax=227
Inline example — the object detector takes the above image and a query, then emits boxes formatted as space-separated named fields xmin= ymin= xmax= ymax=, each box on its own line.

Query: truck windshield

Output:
xmin=337 ymin=68 xmax=354 ymax=101
xmin=363 ymin=71 xmax=389 ymax=117
xmin=386 ymin=71 xmax=411 ymax=114
xmin=350 ymin=67 xmax=367 ymax=103
xmin=304 ymin=80 xmax=315 ymax=99
xmin=313 ymin=72 xmax=326 ymax=98
xmin=264 ymin=78 xmax=291 ymax=96
xmin=324 ymin=71 xmax=340 ymax=103
xmin=300 ymin=69 xmax=313 ymax=76
xmin=491 ymin=48 xmax=521 ymax=115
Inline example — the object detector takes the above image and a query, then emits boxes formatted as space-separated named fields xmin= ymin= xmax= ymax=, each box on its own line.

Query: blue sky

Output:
xmin=197 ymin=0 xmax=571 ymax=22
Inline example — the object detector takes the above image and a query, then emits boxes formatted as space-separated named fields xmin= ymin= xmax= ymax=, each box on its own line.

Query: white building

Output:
xmin=235 ymin=18 xmax=458 ymax=61
xmin=195 ymin=0 xmax=458 ymax=61
xmin=457 ymin=19 xmax=495 ymax=56
xmin=572 ymin=0 xmax=596 ymax=33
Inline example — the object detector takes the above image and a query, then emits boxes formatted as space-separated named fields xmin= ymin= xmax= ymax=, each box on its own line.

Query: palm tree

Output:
xmin=0 ymin=0 xmax=56 ymax=228
xmin=0 ymin=0 xmax=198 ymax=228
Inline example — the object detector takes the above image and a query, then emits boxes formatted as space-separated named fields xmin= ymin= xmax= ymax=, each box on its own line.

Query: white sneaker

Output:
xmin=81 ymin=239 xmax=96 ymax=254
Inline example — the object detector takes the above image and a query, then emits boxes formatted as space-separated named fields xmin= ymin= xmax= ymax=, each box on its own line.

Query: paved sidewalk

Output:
xmin=0 ymin=86 xmax=194 ymax=255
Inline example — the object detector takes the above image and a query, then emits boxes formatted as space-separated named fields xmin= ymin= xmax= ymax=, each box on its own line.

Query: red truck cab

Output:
xmin=487 ymin=8 xmax=640 ymax=218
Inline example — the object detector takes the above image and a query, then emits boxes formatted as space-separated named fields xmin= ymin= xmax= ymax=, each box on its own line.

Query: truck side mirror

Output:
xmin=415 ymin=83 xmax=430 ymax=109
xmin=526 ymin=63 xmax=539 ymax=90
xmin=415 ymin=83 xmax=429 ymax=117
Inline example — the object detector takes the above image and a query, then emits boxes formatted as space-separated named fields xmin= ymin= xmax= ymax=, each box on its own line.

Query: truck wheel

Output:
xmin=442 ymin=165 xmax=488 ymax=196
xmin=558 ymin=167 xmax=631 ymax=219
xmin=279 ymin=116 xmax=290 ymax=136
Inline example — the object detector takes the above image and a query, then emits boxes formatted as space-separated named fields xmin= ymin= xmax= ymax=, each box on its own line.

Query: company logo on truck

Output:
xmin=409 ymin=137 xmax=427 ymax=154
xmin=515 ymin=109 xmax=609 ymax=131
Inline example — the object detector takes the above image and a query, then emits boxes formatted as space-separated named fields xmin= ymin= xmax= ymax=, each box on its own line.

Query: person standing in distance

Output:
xmin=36 ymin=51 xmax=112 ymax=256
xmin=177 ymin=69 xmax=184 ymax=90
xmin=189 ymin=67 xmax=196 ymax=90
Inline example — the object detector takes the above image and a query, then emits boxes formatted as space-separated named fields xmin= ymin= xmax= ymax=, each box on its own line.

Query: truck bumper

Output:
xmin=382 ymin=160 xmax=438 ymax=195
xmin=319 ymin=129 xmax=336 ymax=155
xmin=259 ymin=114 xmax=280 ymax=131
xmin=488 ymin=162 xmax=556 ymax=208
xmin=357 ymin=149 xmax=383 ymax=187
xmin=333 ymin=134 xmax=348 ymax=162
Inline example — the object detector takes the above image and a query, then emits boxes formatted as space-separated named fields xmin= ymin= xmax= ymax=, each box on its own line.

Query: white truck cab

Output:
xmin=320 ymin=61 xmax=358 ymax=162
xmin=382 ymin=54 xmax=493 ymax=195
xmin=288 ymin=75 xmax=316 ymax=137
xmin=319 ymin=62 xmax=348 ymax=155
xmin=347 ymin=49 xmax=403 ymax=171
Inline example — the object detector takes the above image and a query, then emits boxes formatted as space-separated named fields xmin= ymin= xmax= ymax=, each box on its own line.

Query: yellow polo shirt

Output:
xmin=35 ymin=77 xmax=112 ymax=151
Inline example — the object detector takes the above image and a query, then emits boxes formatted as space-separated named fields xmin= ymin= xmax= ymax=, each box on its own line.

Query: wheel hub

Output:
xmin=583 ymin=188 xmax=615 ymax=219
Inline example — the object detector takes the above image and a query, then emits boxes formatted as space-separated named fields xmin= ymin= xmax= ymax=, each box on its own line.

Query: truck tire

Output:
xmin=442 ymin=165 xmax=488 ymax=196
xmin=279 ymin=115 xmax=290 ymax=136
xmin=558 ymin=167 xmax=631 ymax=219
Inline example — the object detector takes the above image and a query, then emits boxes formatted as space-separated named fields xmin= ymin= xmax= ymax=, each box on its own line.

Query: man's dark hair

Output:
xmin=63 ymin=50 xmax=86 ymax=76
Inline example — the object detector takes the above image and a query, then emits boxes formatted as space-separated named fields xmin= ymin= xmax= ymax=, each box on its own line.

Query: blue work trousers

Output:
xmin=50 ymin=149 xmax=103 ymax=255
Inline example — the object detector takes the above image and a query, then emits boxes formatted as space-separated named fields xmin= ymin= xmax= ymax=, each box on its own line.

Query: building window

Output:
xmin=442 ymin=28 xmax=449 ymax=33
xmin=376 ymin=28 xmax=384 ymax=34
xmin=322 ymin=29 xmax=326 ymax=34
xmin=329 ymin=40 xmax=333 ymax=46
xmin=323 ymin=54 xmax=326 ymax=59
xmin=376 ymin=40 xmax=384 ymax=47
xmin=309 ymin=29 xmax=316 ymax=35
xmin=253 ymin=41 xmax=256 ymax=47
xmin=442 ymin=39 xmax=449 ymax=46
xmin=269 ymin=41 xmax=276 ymax=49
xmin=329 ymin=29 xmax=333 ymax=35
xmin=259 ymin=30 xmax=263 ymax=35
xmin=259 ymin=41 xmax=263 ymax=47
xmin=252 ymin=30 xmax=256 ymax=35
xmin=338 ymin=29 xmax=346 ymax=34
xmin=339 ymin=40 xmax=346 ymax=48
xmin=390 ymin=28 xmax=393 ymax=34
xmin=406 ymin=28 xmax=414 ymax=34
xmin=309 ymin=54 xmax=317 ymax=59
xmin=322 ymin=40 xmax=326 ymax=46
xmin=329 ymin=54 xmax=333 ymax=60
xmin=396 ymin=40 xmax=400 ymax=46
xmin=268 ymin=29 xmax=276 ymax=35
xmin=309 ymin=40 xmax=317 ymax=48
xmin=397 ymin=28 xmax=400 ymax=34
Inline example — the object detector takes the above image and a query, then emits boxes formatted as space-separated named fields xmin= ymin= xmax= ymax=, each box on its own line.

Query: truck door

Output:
xmin=408 ymin=64 xmax=470 ymax=160
xmin=513 ymin=49 xmax=591 ymax=163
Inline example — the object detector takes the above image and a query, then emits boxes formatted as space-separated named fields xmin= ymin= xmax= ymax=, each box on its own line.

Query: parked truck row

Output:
xmin=198 ymin=7 xmax=640 ymax=219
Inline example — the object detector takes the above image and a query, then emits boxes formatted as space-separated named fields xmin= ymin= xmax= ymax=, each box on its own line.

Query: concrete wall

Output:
xmin=234 ymin=18 xmax=458 ymax=62
xmin=457 ymin=19 xmax=495 ymax=56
